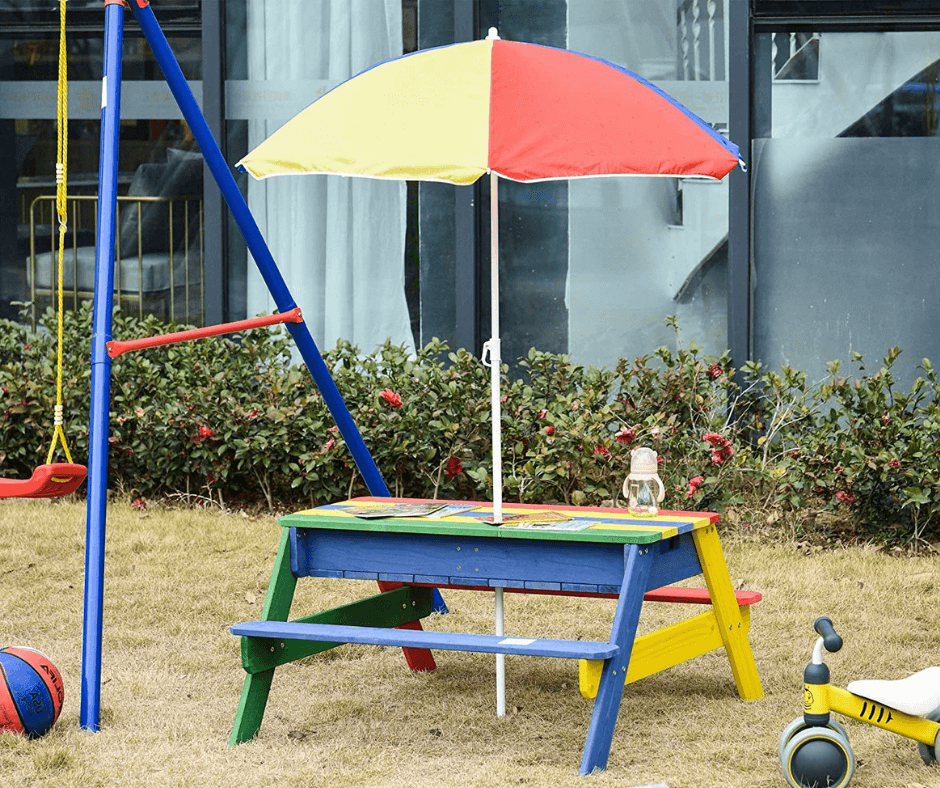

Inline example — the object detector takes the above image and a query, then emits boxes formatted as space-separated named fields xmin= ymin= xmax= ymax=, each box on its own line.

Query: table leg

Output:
xmin=580 ymin=543 xmax=652 ymax=776
xmin=693 ymin=524 xmax=763 ymax=700
xmin=377 ymin=580 xmax=437 ymax=671
xmin=230 ymin=527 xmax=297 ymax=745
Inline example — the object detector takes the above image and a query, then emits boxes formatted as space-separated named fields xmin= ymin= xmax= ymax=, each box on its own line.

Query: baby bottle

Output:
xmin=623 ymin=446 xmax=665 ymax=517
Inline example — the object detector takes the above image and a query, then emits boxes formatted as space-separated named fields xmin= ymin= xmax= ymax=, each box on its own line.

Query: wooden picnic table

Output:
xmin=229 ymin=497 xmax=763 ymax=775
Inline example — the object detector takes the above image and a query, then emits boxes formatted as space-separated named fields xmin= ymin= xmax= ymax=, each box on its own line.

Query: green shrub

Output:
xmin=2 ymin=307 xmax=939 ymax=545
xmin=773 ymin=349 xmax=940 ymax=544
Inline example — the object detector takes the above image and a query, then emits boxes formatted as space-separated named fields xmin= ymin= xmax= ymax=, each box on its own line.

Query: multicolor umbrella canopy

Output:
xmin=237 ymin=30 xmax=743 ymax=719
xmin=237 ymin=29 xmax=744 ymax=527
xmin=238 ymin=34 xmax=743 ymax=185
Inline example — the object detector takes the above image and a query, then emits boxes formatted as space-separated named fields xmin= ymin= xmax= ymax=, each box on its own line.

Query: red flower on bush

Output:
xmin=323 ymin=437 xmax=336 ymax=451
xmin=199 ymin=425 xmax=214 ymax=439
xmin=380 ymin=388 xmax=403 ymax=408
xmin=593 ymin=446 xmax=611 ymax=459
xmin=888 ymin=458 xmax=901 ymax=469
xmin=686 ymin=475 xmax=705 ymax=498
xmin=707 ymin=363 xmax=724 ymax=380
xmin=615 ymin=428 xmax=636 ymax=444
xmin=538 ymin=409 xmax=548 ymax=420
xmin=703 ymin=432 xmax=734 ymax=466
xmin=544 ymin=425 xmax=555 ymax=436
xmin=445 ymin=456 xmax=463 ymax=478
xmin=835 ymin=490 xmax=855 ymax=504
xmin=131 ymin=498 xmax=146 ymax=510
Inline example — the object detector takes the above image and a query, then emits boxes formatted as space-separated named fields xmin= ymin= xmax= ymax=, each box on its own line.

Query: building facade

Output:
xmin=1 ymin=0 xmax=938 ymax=386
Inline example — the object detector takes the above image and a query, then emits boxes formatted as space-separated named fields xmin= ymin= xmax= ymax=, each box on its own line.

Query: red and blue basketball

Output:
xmin=0 ymin=647 xmax=64 ymax=738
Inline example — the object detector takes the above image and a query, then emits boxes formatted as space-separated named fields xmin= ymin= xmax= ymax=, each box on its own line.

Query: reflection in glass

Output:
xmin=753 ymin=32 xmax=940 ymax=388
xmin=0 ymin=5 xmax=204 ymax=323
xmin=567 ymin=0 xmax=731 ymax=369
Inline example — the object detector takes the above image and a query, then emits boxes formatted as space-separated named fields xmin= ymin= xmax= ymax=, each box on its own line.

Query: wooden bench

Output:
xmin=230 ymin=620 xmax=619 ymax=660
xmin=231 ymin=584 xmax=760 ymax=693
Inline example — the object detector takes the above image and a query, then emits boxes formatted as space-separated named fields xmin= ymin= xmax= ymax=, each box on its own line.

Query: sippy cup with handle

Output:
xmin=623 ymin=446 xmax=665 ymax=516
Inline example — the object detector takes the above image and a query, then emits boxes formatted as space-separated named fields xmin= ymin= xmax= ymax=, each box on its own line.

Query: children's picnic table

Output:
xmin=229 ymin=497 xmax=763 ymax=775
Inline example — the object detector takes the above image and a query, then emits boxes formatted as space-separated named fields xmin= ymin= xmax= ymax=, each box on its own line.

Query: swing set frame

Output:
xmin=73 ymin=0 xmax=394 ymax=732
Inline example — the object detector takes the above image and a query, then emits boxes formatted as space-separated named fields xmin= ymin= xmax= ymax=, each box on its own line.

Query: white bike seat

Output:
xmin=847 ymin=666 xmax=940 ymax=717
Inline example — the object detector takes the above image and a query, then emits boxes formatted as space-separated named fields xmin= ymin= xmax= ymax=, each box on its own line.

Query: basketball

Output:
xmin=0 ymin=647 xmax=64 ymax=738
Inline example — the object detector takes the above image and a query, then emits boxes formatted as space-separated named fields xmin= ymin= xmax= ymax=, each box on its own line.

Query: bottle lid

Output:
xmin=628 ymin=446 xmax=659 ymax=478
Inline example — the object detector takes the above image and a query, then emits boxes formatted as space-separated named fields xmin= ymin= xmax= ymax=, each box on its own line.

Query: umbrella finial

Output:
xmin=486 ymin=27 xmax=500 ymax=40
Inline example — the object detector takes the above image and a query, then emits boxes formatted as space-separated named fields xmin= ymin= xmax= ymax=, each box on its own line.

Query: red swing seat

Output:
xmin=0 ymin=463 xmax=87 ymax=499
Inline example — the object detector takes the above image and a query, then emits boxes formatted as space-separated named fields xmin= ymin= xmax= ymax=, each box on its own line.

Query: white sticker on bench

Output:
xmin=499 ymin=638 xmax=537 ymax=646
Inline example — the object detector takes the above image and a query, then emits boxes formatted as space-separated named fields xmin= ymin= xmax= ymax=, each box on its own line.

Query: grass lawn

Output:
xmin=1 ymin=499 xmax=938 ymax=788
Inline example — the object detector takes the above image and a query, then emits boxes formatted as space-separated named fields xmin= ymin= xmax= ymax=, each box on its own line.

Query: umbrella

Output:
xmin=237 ymin=28 xmax=743 ymax=715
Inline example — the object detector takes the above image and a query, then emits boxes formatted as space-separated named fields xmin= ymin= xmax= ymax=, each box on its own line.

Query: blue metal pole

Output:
xmin=80 ymin=0 xmax=124 ymax=731
xmin=127 ymin=0 xmax=390 ymax=497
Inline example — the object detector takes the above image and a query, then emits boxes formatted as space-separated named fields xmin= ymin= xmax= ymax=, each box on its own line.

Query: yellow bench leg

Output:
xmin=693 ymin=524 xmax=763 ymax=700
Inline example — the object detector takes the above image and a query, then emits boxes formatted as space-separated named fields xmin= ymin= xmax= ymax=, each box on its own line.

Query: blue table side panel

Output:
xmin=415 ymin=575 xmax=450 ymax=585
xmin=290 ymin=528 xmax=702 ymax=593
xmin=645 ymin=535 xmax=704 ymax=589
xmin=378 ymin=573 xmax=415 ymax=583
xmin=488 ymin=579 xmax=527 ymax=589
xmin=344 ymin=571 xmax=379 ymax=581
xmin=562 ymin=583 xmax=600 ymax=593
xmin=449 ymin=577 xmax=491 ymax=587
xmin=290 ymin=529 xmax=629 ymax=587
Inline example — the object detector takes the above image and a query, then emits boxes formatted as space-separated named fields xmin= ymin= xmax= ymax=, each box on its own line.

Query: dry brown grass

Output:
xmin=1 ymin=499 xmax=938 ymax=788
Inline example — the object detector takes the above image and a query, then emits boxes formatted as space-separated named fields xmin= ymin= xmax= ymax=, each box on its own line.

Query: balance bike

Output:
xmin=779 ymin=616 xmax=940 ymax=788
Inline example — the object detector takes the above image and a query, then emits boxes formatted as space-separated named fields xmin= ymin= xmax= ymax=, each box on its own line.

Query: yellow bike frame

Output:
xmin=804 ymin=681 xmax=940 ymax=747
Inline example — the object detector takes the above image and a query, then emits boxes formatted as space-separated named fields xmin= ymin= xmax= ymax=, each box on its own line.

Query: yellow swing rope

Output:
xmin=46 ymin=0 xmax=74 ymax=466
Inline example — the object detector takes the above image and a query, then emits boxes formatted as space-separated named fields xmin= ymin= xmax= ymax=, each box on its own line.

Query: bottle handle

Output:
xmin=653 ymin=474 xmax=665 ymax=502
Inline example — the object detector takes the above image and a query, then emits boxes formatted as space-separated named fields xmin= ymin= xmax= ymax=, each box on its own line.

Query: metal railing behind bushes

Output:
xmin=27 ymin=193 xmax=204 ymax=329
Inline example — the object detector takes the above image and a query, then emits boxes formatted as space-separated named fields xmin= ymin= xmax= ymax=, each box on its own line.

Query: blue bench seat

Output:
xmin=231 ymin=620 xmax=619 ymax=660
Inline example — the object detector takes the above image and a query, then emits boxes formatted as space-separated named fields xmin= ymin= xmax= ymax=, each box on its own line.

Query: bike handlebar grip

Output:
xmin=814 ymin=616 xmax=843 ymax=652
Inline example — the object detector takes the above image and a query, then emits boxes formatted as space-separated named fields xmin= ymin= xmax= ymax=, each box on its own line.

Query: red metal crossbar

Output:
xmin=106 ymin=308 xmax=303 ymax=359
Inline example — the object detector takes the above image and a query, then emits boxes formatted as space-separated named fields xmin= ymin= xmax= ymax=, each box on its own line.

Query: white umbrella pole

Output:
xmin=489 ymin=171 xmax=502 ymax=525
xmin=489 ymin=171 xmax=506 ymax=718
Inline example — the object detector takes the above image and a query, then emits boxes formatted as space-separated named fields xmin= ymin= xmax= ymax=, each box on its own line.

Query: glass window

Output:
xmin=567 ymin=0 xmax=731 ymax=369
xmin=418 ymin=0 xmax=733 ymax=371
xmin=223 ymin=0 xmax=415 ymax=355
xmin=751 ymin=30 xmax=940 ymax=386
xmin=0 ymin=0 xmax=203 ymax=326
